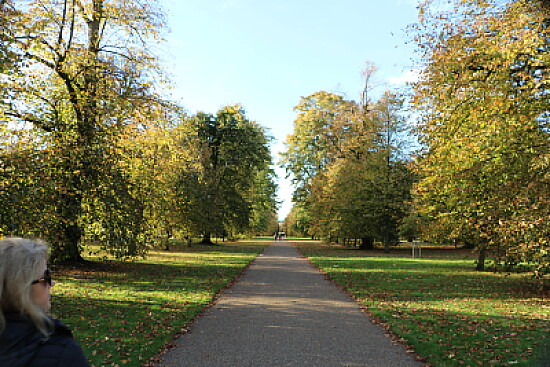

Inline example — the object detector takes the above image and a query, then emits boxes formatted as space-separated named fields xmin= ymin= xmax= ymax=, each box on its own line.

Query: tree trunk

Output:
xmin=383 ymin=231 xmax=391 ymax=253
xmin=49 ymin=2 xmax=103 ymax=263
xmin=201 ymin=232 xmax=214 ymax=245
xmin=164 ymin=227 xmax=172 ymax=251
xmin=50 ymin=190 xmax=84 ymax=263
xmin=476 ymin=247 xmax=487 ymax=271
xmin=359 ymin=237 xmax=374 ymax=250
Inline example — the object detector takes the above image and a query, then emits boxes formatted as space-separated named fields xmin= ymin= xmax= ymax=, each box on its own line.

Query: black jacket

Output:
xmin=0 ymin=312 xmax=89 ymax=367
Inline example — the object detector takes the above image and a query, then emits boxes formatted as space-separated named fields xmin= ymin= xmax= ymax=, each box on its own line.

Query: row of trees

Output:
xmin=0 ymin=0 xmax=278 ymax=262
xmin=282 ymin=0 xmax=549 ymax=276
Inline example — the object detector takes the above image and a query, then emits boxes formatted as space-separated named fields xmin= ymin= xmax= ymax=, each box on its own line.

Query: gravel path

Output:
xmin=156 ymin=241 xmax=422 ymax=367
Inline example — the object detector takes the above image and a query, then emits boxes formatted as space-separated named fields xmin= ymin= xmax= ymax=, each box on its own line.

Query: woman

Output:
xmin=0 ymin=237 xmax=89 ymax=366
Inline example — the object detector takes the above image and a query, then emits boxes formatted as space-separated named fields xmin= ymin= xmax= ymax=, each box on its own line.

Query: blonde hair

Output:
xmin=0 ymin=237 xmax=53 ymax=337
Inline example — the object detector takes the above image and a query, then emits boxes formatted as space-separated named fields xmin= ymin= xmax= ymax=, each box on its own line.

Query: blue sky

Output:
xmin=159 ymin=0 xmax=421 ymax=220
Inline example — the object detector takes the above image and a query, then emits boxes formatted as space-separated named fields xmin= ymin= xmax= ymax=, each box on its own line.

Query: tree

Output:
xmin=371 ymin=91 xmax=415 ymax=252
xmin=0 ymin=134 xmax=56 ymax=239
xmin=1 ymin=0 xmax=167 ymax=261
xmin=282 ymin=86 xmax=414 ymax=249
xmin=284 ymin=204 xmax=312 ymax=238
xmin=412 ymin=0 xmax=549 ymax=274
xmin=111 ymin=105 xmax=194 ymax=253
xmin=177 ymin=106 xmax=274 ymax=244
xmin=247 ymin=167 xmax=279 ymax=236
xmin=280 ymin=91 xmax=358 ymax=202
xmin=307 ymin=91 xmax=413 ymax=249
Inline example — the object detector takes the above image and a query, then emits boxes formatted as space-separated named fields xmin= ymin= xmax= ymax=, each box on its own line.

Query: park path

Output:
xmin=156 ymin=241 xmax=422 ymax=367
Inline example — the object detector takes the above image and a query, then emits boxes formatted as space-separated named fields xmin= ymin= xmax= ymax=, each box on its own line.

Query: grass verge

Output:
xmin=51 ymin=240 xmax=268 ymax=367
xmin=293 ymin=240 xmax=549 ymax=367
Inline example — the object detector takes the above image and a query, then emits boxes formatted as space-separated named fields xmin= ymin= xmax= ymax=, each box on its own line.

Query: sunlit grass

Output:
xmin=294 ymin=240 xmax=550 ymax=367
xmin=51 ymin=240 xmax=268 ymax=367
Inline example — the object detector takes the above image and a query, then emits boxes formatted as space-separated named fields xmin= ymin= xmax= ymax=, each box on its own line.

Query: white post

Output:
xmin=412 ymin=243 xmax=422 ymax=258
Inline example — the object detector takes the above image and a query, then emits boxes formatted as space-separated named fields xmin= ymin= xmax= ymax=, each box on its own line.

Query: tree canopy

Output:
xmin=177 ymin=106 xmax=275 ymax=244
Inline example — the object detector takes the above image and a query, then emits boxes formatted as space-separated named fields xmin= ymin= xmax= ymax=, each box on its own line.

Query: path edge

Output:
xmin=290 ymin=241 xmax=429 ymax=367
xmin=146 ymin=242 xmax=273 ymax=367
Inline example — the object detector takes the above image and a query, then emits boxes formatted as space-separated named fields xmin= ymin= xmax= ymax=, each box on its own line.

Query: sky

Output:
xmin=159 ymin=0 xmax=421 ymax=220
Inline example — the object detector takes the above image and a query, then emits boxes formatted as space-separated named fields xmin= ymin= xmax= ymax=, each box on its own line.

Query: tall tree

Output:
xmin=412 ymin=0 xmax=549 ymax=273
xmin=1 ymin=0 xmax=167 ymax=261
xmin=284 ymin=203 xmax=312 ymax=238
xmin=282 ymin=87 xmax=413 ymax=248
xmin=178 ymin=106 xmax=274 ymax=244
xmin=111 ymin=105 xmax=193 ymax=253
xmin=371 ymin=91 xmax=414 ymax=252
xmin=247 ymin=167 xmax=279 ymax=236
xmin=280 ymin=91 xmax=358 ymax=202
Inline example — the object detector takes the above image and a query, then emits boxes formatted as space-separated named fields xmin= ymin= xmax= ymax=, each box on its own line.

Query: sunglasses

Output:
xmin=31 ymin=268 xmax=53 ymax=286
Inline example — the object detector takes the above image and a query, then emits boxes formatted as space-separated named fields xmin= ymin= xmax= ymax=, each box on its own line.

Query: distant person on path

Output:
xmin=0 ymin=237 xmax=89 ymax=367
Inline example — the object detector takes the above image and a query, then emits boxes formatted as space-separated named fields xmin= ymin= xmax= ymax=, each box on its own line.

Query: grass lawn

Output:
xmin=51 ymin=239 xmax=268 ymax=367
xmin=293 ymin=240 xmax=550 ymax=367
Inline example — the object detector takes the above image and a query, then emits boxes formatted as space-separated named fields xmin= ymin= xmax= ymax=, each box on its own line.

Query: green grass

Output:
xmin=293 ymin=240 xmax=550 ymax=367
xmin=51 ymin=240 xmax=268 ymax=367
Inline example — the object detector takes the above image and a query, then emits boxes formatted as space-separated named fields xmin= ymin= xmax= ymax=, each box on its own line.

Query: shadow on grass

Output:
xmin=309 ymin=256 xmax=543 ymax=302
xmin=53 ymin=261 xmax=253 ymax=366
xmin=52 ymin=243 xmax=267 ymax=366
xmin=388 ymin=308 xmax=549 ymax=366
xmin=54 ymin=294 xmax=208 ymax=367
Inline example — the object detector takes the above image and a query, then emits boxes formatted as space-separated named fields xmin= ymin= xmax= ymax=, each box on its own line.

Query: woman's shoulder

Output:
xmin=29 ymin=318 xmax=89 ymax=367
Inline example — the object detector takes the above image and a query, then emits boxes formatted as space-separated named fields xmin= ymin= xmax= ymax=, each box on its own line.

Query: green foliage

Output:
xmin=177 ymin=106 xmax=275 ymax=243
xmin=0 ymin=135 xmax=56 ymax=238
xmin=281 ymin=87 xmax=415 ymax=247
xmin=296 ymin=240 xmax=550 ymax=367
xmin=176 ymin=106 xmax=276 ymax=243
xmin=0 ymin=0 xmax=169 ymax=262
xmin=412 ymin=0 xmax=550 ymax=275
xmin=0 ymin=2 xmax=278 ymax=261
xmin=246 ymin=168 xmax=279 ymax=236
xmin=281 ymin=91 xmax=359 ymax=202
xmin=0 ymin=0 xmax=18 ymax=73
xmin=284 ymin=203 xmax=312 ymax=238
xmin=111 ymin=109 xmax=196 ymax=254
